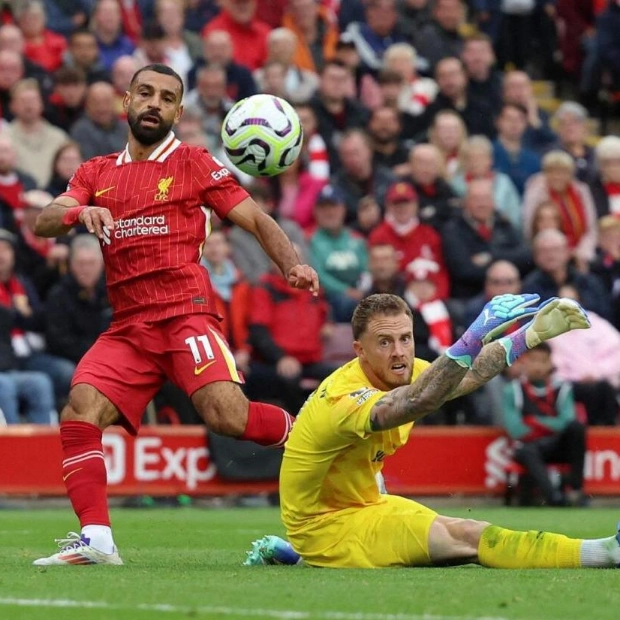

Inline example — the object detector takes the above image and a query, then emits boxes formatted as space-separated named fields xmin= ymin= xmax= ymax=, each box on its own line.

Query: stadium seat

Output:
xmin=504 ymin=460 xmax=571 ymax=506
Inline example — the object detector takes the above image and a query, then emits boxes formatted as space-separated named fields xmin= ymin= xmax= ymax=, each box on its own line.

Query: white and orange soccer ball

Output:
xmin=221 ymin=94 xmax=303 ymax=177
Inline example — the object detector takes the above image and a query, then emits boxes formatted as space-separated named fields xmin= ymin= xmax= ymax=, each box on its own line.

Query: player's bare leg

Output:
xmin=192 ymin=381 xmax=294 ymax=448
xmin=428 ymin=515 xmax=620 ymax=569
xmin=33 ymin=384 xmax=123 ymax=566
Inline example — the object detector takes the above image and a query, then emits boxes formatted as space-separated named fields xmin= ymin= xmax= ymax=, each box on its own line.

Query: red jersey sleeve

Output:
xmin=191 ymin=149 xmax=249 ymax=220
xmin=60 ymin=160 xmax=96 ymax=204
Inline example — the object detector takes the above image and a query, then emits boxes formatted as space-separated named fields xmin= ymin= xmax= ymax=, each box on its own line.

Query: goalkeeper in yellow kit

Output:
xmin=245 ymin=293 xmax=620 ymax=569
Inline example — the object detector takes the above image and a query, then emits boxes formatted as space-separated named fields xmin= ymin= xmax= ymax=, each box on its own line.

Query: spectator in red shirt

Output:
xmin=369 ymin=181 xmax=450 ymax=299
xmin=44 ymin=66 xmax=87 ymax=133
xmin=15 ymin=1 xmax=67 ymax=73
xmin=246 ymin=255 xmax=338 ymax=414
xmin=201 ymin=0 xmax=271 ymax=71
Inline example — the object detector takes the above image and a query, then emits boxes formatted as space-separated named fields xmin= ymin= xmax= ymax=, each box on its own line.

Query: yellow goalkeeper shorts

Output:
xmin=287 ymin=495 xmax=438 ymax=568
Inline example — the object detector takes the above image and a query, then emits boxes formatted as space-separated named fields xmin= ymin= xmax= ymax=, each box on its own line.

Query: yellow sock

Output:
xmin=478 ymin=525 xmax=582 ymax=568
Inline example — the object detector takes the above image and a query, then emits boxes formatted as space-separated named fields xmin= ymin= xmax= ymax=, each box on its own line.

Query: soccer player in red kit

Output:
xmin=31 ymin=64 xmax=319 ymax=566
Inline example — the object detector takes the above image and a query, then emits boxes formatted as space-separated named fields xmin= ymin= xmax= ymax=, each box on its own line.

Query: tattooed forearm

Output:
xmin=370 ymin=356 xmax=468 ymax=431
xmin=445 ymin=341 xmax=508 ymax=401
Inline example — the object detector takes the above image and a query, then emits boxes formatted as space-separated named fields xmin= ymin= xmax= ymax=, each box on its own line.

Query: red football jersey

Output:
xmin=61 ymin=133 xmax=249 ymax=325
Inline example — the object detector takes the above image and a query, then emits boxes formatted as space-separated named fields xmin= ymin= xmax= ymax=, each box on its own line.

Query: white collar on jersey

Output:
xmin=116 ymin=131 xmax=181 ymax=166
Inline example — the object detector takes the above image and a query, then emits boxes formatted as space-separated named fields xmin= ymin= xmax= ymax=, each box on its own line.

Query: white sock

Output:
xmin=81 ymin=525 xmax=115 ymax=554
xmin=580 ymin=537 xmax=620 ymax=568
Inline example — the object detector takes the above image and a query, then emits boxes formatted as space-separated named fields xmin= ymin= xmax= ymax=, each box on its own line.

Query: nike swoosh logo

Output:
xmin=62 ymin=467 xmax=83 ymax=482
xmin=95 ymin=186 xmax=115 ymax=197
xmin=194 ymin=360 xmax=216 ymax=375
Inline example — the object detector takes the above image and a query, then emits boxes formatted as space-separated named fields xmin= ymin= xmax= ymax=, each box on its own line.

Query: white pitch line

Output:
xmin=0 ymin=598 xmax=512 ymax=620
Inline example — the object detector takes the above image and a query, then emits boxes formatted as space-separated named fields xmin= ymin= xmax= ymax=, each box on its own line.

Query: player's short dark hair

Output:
xmin=352 ymin=294 xmax=413 ymax=340
xmin=130 ymin=63 xmax=184 ymax=100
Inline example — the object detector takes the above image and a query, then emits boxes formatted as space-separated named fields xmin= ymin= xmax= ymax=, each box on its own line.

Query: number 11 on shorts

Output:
xmin=185 ymin=335 xmax=215 ymax=364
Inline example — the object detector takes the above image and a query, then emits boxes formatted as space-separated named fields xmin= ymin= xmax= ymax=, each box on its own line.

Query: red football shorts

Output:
xmin=72 ymin=314 xmax=243 ymax=434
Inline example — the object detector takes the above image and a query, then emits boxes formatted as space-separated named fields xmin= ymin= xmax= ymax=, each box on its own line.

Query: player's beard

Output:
xmin=127 ymin=108 xmax=174 ymax=146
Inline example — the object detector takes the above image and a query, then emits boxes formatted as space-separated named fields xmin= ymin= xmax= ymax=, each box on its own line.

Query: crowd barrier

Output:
xmin=1 ymin=426 xmax=619 ymax=497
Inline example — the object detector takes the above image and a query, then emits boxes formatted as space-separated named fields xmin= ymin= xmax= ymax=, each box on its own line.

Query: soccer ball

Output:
xmin=221 ymin=94 xmax=303 ymax=177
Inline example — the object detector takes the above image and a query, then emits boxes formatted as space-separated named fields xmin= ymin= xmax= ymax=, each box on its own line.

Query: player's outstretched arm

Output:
xmin=34 ymin=196 xmax=115 ymax=240
xmin=443 ymin=298 xmax=591 ymax=402
xmin=369 ymin=296 xmax=589 ymax=431
xmin=227 ymin=197 xmax=319 ymax=294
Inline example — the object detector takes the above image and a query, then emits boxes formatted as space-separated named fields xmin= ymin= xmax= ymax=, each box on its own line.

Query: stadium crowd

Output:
xmin=1 ymin=0 xmax=619 ymax=435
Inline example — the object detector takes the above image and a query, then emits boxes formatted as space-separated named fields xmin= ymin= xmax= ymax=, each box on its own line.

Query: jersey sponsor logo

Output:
xmin=113 ymin=215 xmax=170 ymax=240
xmin=349 ymin=388 xmax=379 ymax=405
xmin=154 ymin=176 xmax=174 ymax=201
xmin=194 ymin=360 xmax=217 ymax=376
xmin=95 ymin=186 xmax=115 ymax=197
xmin=211 ymin=167 xmax=230 ymax=182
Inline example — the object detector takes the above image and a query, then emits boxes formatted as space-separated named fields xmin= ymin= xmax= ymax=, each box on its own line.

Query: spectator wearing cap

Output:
xmin=44 ymin=66 xmax=87 ymax=133
xmin=0 ymin=225 xmax=75 ymax=410
xmin=590 ymin=215 xmax=620 ymax=331
xmin=588 ymin=136 xmax=620 ymax=220
xmin=0 ymin=227 xmax=55 ymax=424
xmin=3 ymin=79 xmax=70 ymax=188
xmin=201 ymin=0 xmax=270 ymax=72
xmin=0 ymin=133 xmax=37 ymax=232
xmin=282 ymin=0 xmax=340 ymax=74
xmin=14 ymin=189 xmax=69 ymax=300
xmin=369 ymin=181 xmax=450 ymax=300
xmin=442 ymin=177 xmax=531 ymax=300
xmin=330 ymin=128 xmax=394 ymax=224
xmin=15 ymin=0 xmax=67 ymax=73
xmin=547 ymin=102 xmax=596 ymax=183
xmin=309 ymin=185 xmax=369 ymax=322
xmin=45 ymin=234 xmax=111 ymax=367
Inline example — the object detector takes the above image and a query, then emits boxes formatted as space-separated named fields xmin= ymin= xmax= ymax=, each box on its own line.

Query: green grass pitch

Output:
xmin=0 ymin=505 xmax=618 ymax=620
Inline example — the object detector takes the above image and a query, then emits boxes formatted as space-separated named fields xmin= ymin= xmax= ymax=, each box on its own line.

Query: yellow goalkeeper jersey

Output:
xmin=280 ymin=356 xmax=431 ymax=532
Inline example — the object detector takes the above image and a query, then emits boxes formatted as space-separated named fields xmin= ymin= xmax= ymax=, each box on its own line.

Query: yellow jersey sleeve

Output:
xmin=327 ymin=357 xmax=432 ymax=440
xmin=329 ymin=387 xmax=387 ymax=441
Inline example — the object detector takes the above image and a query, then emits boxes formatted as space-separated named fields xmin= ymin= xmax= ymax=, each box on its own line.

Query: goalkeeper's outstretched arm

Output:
xmin=369 ymin=298 xmax=590 ymax=431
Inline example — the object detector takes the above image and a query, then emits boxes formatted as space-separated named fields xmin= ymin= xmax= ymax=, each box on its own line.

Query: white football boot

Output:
xmin=33 ymin=532 xmax=123 ymax=566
